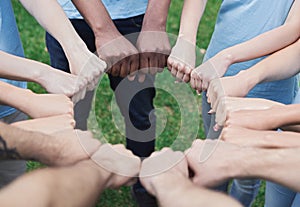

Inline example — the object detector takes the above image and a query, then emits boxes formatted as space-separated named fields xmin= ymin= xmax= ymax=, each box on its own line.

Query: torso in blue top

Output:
xmin=0 ymin=0 xmax=27 ymax=118
xmin=58 ymin=0 xmax=148 ymax=20
xmin=204 ymin=0 xmax=298 ymax=104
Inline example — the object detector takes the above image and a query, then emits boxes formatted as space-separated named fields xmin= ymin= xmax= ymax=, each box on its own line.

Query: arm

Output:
xmin=168 ymin=0 xmax=208 ymax=83
xmin=0 ymin=121 xmax=100 ymax=166
xmin=0 ymin=81 xmax=73 ymax=118
xmin=140 ymin=148 xmax=241 ymax=207
xmin=186 ymin=140 xmax=300 ymax=192
xmin=19 ymin=0 xmax=106 ymax=87
xmin=0 ymin=51 xmax=85 ymax=97
xmin=207 ymin=39 xmax=300 ymax=109
xmin=71 ymin=0 xmax=139 ymax=78
xmin=136 ymin=0 xmax=172 ymax=82
xmin=0 ymin=144 xmax=140 ymax=207
xmin=192 ymin=0 xmax=300 ymax=92
xmin=220 ymin=125 xmax=300 ymax=148
xmin=224 ymin=104 xmax=300 ymax=131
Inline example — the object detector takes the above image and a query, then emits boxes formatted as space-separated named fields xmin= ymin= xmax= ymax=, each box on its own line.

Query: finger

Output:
xmin=129 ymin=55 xmax=139 ymax=76
xmin=149 ymin=55 xmax=159 ymax=75
xmin=139 ymin=54 xmax=150 ymax=72
xmin=182 ymin=74 xmax=190 ymax=83
xmin=157 ymin=54 xmax=167 ymax=73
xmin=171 ymin=64 xmax=178 ymax=78
xmin=138 ymin=72 xmax=146 ymax=83
xmin=119 ymin=61 xmax=128 ymax=78
xmin=202 ymin=80 xmax=209 ymax=92
xmin=111 ymin=62 xmax=121 ymax=77
xmin=167 ymin=57 xmax=174 ymax=71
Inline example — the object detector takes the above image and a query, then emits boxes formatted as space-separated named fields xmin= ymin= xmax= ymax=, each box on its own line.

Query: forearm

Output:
xmin=234 ymin=39 xmax=300 ymax=93
xmin=71 ymin=0 xmax=120 ymax=40
xmin=178 ymin=0 xmax=207 ymax=44
xmin=0 ymin=160 xmax=110 ymax=207
xmin=0 ymin=51 xmax=52 ymax=84
xmin=142 ymin=0 xmax=171 ymax=31
xmin=0 ymin=121 xmax=57 ymax=162
xmin=153 ymin=173 xmax=241 ymax=207
xmin=223 ymin=24 xmax=299 ymax=64
xmin=0 ymin=81 xmax=33 ymax=112
xmin=237 ymin=147 xmax=300 ymax=192
xmin=19 ymin=0 xmax=87 ymax=58
xmin=259 ymin=130 xmax=300 ymax=148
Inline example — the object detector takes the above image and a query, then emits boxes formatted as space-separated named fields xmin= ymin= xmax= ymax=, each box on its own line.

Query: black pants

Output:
xmin=45 ymin=15 xmax=156 ymax=158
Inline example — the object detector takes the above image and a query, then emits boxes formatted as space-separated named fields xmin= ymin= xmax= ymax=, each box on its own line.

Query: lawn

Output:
xmin=12 ymin=0 xmax=264 ymax=206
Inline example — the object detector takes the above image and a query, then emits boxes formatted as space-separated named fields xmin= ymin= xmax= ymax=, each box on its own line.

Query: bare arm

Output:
xmin=220 ymin=125 xmax=300 ymax=148
xmin=0 ymin=51 xmax=85 ymax=97
xmin=207 ymin=39 xmax=300 ymax=109
xmin=136 ymin=0 xmax=172 ymax=81
xmin=220 ymin=0 xmax=300 ymax=65
xmin=0 ymin=122 xmax=100 ymax=166
xmin=0 ymin=81 xmax=73 ymax=118
xmin=192 ymin=0 xmax=300 ymax=92
xmin=223 ymin=104 xmax=300 ymax=131
xmin=140 ymin=148 xmax=241 ymax=207
xmin=168 ymin=0 xmax=208 ymax=83
xmin=186 ymin=140 xmax=300 ymax=192
xmin=0 ymin=144 xmax=140 ymax=207
xmin=19 ymin=0 xmax=106 ymax=89
xmin=71 ymin=0 xmax=138 ymax=78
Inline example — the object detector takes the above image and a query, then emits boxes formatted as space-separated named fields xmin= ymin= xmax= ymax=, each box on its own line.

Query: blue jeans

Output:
xmin=45 ymin=15 xmax=156 ymax=158
xmin=202 ymin=93 xmax=260 ymax=207
xmin=265 ymin=182 xmax=300 ymax=207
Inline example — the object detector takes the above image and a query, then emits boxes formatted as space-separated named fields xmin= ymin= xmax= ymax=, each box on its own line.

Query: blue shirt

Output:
xmin=204 ymin=0 xmax=298 ymax=104
xmin=0 ymin=0 xmax=27 ymax=118
xmin=58 ymin=0 xmax=148 ymax=20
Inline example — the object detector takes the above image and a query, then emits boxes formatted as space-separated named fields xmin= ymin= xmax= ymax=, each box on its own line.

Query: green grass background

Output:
xmin=12 ymin=0 xmax=264 ymax=206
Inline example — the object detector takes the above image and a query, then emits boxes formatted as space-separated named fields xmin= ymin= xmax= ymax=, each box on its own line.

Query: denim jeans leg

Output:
xmin=230 ymin=179 xmax=261 ymax=207
xmin=265 ymin=181 xmax=296 ymax=207
xmin=291 ymin=193 xmax=300 ymax=207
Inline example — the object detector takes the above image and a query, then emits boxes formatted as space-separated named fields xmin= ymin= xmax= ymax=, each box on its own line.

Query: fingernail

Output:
xmin=208 ymin=109 xmax=213 ymax=114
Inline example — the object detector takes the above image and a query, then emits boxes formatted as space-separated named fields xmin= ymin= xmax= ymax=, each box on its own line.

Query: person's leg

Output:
xmin=45 ymin=19 xmax=96 ymax=130
xmin=265 ymin=181 xmax=296 ymax=207
xmin=0 ymin=111 xmax=27 ymax=188
xmin=291 ymin=193 xmax=300 ymax=207
xmin=111 ymin=15 xmax=156 ymax=207
xmin=202 ymin=92 xmax=229 ymax=192
xmin=230 ymin=179 xmax=261 ymax=207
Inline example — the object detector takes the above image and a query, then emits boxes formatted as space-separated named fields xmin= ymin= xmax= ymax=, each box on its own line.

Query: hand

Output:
xmin=42 ymin=129 xmax=101 ymax=166
xmin=222 ymin=125 xmax=300 ymax=148
xmin=37 ymin=65 xmax=87 ymax=98
xmin=224 ymin=105 xmax=284 ymax=130
xmin=11 ymin=114 xmax=75 ymax=134
xmin=190 ymin=51 xmax=233 ymax=93
xmin=140 ymin=148 xmax=188 ymax=196
xmin=67 ymin=45 xmax=107 ymax=91
xmin=185 ymin=139 xmax=240 ymax=188
xmin=91 ymin=144 xmax=141 ymax=189
xmin=220 ymin=125 xmax=271 ymax=147
xmin=136 ymin=31 xmax=171 ymax=82
xmin=96 ymin=32 xmax=139 ymax=78
xmin=167 ymin=37 xmax=195 ymax=82
xmin=214 ymin=97 xmax=284 ymax=129
xmin=207 ymin=73 xmax=251 ymax=110
xmin=22 ymin=92 xmax=73 ymax=118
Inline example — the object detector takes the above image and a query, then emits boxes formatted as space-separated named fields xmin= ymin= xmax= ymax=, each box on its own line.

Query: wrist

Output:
xmin=142 ymin=16 xmax=167 ymax=32
xmin=150 ymin=172 xmax=187 ymax=196
xmin=236 ymin=70 xmax=258 ymax=94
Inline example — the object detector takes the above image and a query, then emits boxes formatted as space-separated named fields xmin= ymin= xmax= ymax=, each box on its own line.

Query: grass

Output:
xmin=12 ymin=0 xmax=265 ymax=206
